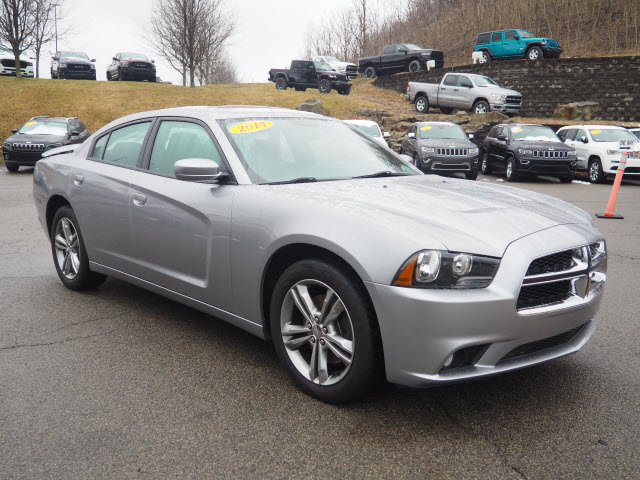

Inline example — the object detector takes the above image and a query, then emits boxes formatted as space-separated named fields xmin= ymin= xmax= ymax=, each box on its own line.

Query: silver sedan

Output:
xmin=33 ymin=106 xmax=607 ymax=403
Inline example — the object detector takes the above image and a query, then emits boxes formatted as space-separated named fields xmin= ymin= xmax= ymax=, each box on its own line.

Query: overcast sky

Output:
xmin=32 ymin=0 xmax=374 ymax=84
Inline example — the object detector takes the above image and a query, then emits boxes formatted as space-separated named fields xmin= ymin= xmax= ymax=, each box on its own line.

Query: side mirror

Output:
xmin=497 ymin=134 xmax=507 ymax=141
xmin=12 ymin=129 xmax=18 ymax=133
xmin=468 ymin=134 xmax=474 ymax=139
xmin=151 ymin=60 xmax=155 ymax=64
xmin=383 ymin=132 xmax=391 ymax=138
xmin=514 ymin=36 xmax=520 ymax=40
xmin=174 ymin=158 xmax=225 ymax=182
xmin=580 ymin=136 xmax=588 ymax=143
xmin=52 ymin=56 xmax=58 ymax=60
xmin=70 ymin=131 xmax=80 ymax=137
xmin=91 ymin=59 xmax=96 ymax=62
xmin=113 ymin=57 xmax=117 ymax=61
xmin=407 ymin=132 xmax=416 ymax=139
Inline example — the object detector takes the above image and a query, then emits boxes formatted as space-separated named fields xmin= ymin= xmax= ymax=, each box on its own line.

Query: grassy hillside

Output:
xmin=0 ymin=77 xmax=407 ymax=143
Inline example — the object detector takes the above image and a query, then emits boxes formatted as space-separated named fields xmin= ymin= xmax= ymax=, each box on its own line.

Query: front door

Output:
xmin=127 ymin=118 xmax=234 ymax=309
xmin=503 ymin=30 xmax=524 ymax=56
xmin=489 ymin=32 xmax=504 ymax=57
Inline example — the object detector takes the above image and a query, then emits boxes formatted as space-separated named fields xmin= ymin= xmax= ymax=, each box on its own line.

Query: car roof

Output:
xmin=344 ymin=120 xmax=379 ymax=127
xmin=415 ymin=121 xmax=457 ymax=127
xmin=28 ymin=116 xmax=75 ymax=123
xmin=557 ymin=124 xmax=626 ymax=130
xmin=499 ymin=123 xmax=545 ymax=127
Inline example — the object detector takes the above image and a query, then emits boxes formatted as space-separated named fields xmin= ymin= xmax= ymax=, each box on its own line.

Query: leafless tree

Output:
xmin=0 ymin=0 xmax=36 ymax=78
xmin=31 ymin=0 xmax=63 ymax=78
xmin=147 ymin=0 xmax=235 ymax=87
xmin=197 ymin=51 xmax=238 ymax=84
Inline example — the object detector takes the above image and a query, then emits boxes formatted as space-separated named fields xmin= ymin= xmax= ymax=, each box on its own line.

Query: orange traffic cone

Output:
xmin=596 ymin=155 xmax=627 ymax=219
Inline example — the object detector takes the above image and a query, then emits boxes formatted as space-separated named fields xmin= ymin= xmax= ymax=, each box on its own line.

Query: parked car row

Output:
xmin=49 ymin=50 xmax=160 ymax=82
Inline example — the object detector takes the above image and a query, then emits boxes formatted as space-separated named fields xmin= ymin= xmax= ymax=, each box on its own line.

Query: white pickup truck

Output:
xmin=406 ymin=72 xmax=522 ymax=115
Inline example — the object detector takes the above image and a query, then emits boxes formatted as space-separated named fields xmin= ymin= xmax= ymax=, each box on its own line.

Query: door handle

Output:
xmin=73 ymin=174 xmax=84 ymax=185
xmin=453 ymin=88 xmax=459 ymax=91
xmin=132 ymin=193 xmax=146 ymax=205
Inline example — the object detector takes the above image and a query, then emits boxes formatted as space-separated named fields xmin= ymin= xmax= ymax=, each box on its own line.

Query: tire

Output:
xmin=275 ymin=77 xmax=288 ymax=90
xmin=481 ymin=152 xmax=492 ymax=174
xmin=409 ymin=60 xmax=421 ymax=73
xmin=588 ymin=157 xmax=604 ymax=183
xmin=473 ymin=100 xmax=490 ymax=114
xmin=50 ymin=206 xmax=107 ymax=291
xmin=364 ymin=66 xmax=376 ymax=79
xmin=269 ymin=258 xmax=382 ymax=403
xmin=440 ymin=108 xmax=453 ymax=115
xmin=148 ymin=75 xmax=156 ymax=83
xmin=478 ymin=50 xmax=491 ymax=63
xmin=415 ymin=95 xmax=429 ymax=113
xmin=559 ymin=174 xmax=574 ymax=183
xmin=465 ymin=169 xmax=478 ymax=180
xmin=527 ymin=46 xmax=543 ymax=61
xmin=338 ymin=86 xmax=351 ymax=96
xmin=505 ymin=157 xmax=519 ymax=182
xmin=4 ymin=162 xmax=19 ymax=172
xmin=106 ymin=72 xmax=111 ymax=81
xmin=294 ymin=86 xmax=307 ymax=92
xmin=318 ymin=78 xmax=332 ymax=94
xmin=412 ymin=152 xmax=420 ymax=167
xmin=118 ymin=69 xmax=125 ymax=81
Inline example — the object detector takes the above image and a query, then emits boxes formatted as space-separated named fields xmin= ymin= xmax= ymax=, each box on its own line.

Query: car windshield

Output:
xmin=219 ymin=118 xmax=417 ymax=184
xmin=404 ymin=44 xmax=423 ymax=51
xmin=121 ymin=53 xmax=148 ymax=60
xmin=510 ymin=125 xmax=559 ymax=142
xmin=419 ymin=124 xmax=468 ymax=140
xmin=60 ymin=51 xmax=89 ymax=60
xmin=589 ymin=128 xmax=638 ymax=143
xmin=518 ymin=30 xmax=535 ymax=39
xmin=349 ymin=123 xmax=381 ymax=138
xmin=324 ymin=56 xmax=339 ymax=62
xmin=631 ymin=130 xmax=640 ymax=140
xmin=18 ymin=120 xmax=67 ymax=135
xmin=313 ymin=61 xmax=333 ymax=71
xmin=472 ymin=76 xmax=498 ymax=87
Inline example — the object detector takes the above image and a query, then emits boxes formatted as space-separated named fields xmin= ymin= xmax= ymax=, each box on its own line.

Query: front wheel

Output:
xmin=275 ymin=77 xmax=288 ymax=90
xmin=4 ymin=162 xmax=19 ymax=172
xmin=51 ymin=206 xmax=106 ymax=291
xmin=506 ymin=157 xmax=519 ymax=182
xmin=364 ymin=66 xmax=376 ymax=79
xmin=481 ymin=152 xmax=492 ymax=174
xmin=270 ymin=259 xmax=381 ymax=403
xmin=527 ymin=46 xmax=543 ymax=61
xmin=559 ymin=174 xmax=574 ymax=183
xmin=338 ymin=86 xmax=351 ymax=96
xmin=465 ymin=169 xmax=478 ymax=180
xmin=318 ymin=79 xmax=332 ymax=94
xmin=409 ymin=60 xmax=421 ymax=73
xmin=118 ymin=69 xmax=125 ymax=81
xmin=473 ymin=100 xmax=490 ymax=114
xmin=588 ymin=158 xmax=604 ymax=183
xmin=415 ymin=95 xmax=429 ymax=113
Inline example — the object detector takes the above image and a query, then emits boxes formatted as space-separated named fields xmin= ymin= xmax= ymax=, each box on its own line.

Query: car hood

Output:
xmin=512 ymin=140 xmax=573 ymax=151
xmin=270 ymin=175 xmax=592 ymax=258
xmin=5 ymin=133 xmax=67 ymax=144
xmin=477 ymin=84 xmax=521 ymax=96
xmin=329 ymin=61 xmax=356 ymax=69
xmin=525 ymin=37 xmax=559 ymax=46
xmin=60 ymin=57 xmax=92 ymax=65
xmin=417 ymin=138 xmax=475 ymax=148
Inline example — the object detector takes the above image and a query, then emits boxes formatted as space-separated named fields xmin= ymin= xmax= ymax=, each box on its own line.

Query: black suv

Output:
xmin=107 ymin=52 xmax=156 ymax=82
xmin=481 ymin=124 xmax=577 ymax=182
xmin=2 ymin=117 xmax=90 ymax=172
xmin=268 ymin=60 xmax=351 ymax=95
xmin=51 ymin=51 xmax=96 ymax=80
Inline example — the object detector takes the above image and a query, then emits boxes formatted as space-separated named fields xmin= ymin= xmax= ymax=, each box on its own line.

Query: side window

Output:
xmin=557 ymin=129 xmax=566 ymax=141
xmin=443 ymin=74 xmax=458 ymax=86
xmin=496 ymin=127 xmax=505 ymax=138
xmin=491 ymin=32 xmax=503 ymax=43
xmin=487 ymin=126 xmax=497 ymax=138
xmin=69 ymin=121 xmax=78 ymax=134
xmin=148 ymin=121 xmax=222 ymax=177
xmin=576 ymin=129 xmax=587 ymax=141
xmin=565 ymin=129 xmax=577 ymax=141
xmin=457 ymin=75 xmax=472 ymax=87
xmin=476 ymin=33 xmax=490 ymax=44
xmin=505 ymin=31 xmax=518 ymax=41
xmin=382 ymin=45 xmax=395 ymax=55
xmin=92 ymin=134 xmax=109 ymax=159
xmin=102 ymin=122 xmax=151 ymax=167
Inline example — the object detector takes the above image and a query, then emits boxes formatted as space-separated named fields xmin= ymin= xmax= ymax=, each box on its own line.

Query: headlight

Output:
xmin=329 ymin=74 xmax=336 ymax=79
xmin=490 ymin=94 xmax=506 ymax=101
xmin=541 ymin=40 xmax=547 ymax=45
xmin=421 ymin=146 xmax=435 ymax=153
xmin=518 ymin=148 xmax=533 ymax=155
xmin=59 ymin=62 xmax=67 ymax=68
xmin=468 ymin=147 xmax=479 ymax=155
xmin=121 ymin=61 xmax=129 ymax=68
xmin=393 ymin=250 xmax=500 ymax=289
xmin=606 ymin=149 xmax=621 ymax=155
xmin=567 ymin=151 xmax=576 ymax=157
xmin=46 ymin=143 xmax=63 ymax=149
xmin=90 ymin=64 xmax=96 ymax=69
xmin=3 ymin=142 xmax=10 ymax=149
xmin=590 ymin=241 xmax=606 ymax=268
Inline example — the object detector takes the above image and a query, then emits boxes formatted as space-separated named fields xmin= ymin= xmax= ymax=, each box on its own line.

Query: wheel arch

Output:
xmin=473 ymin=97 xmax=489 ymax=106
xmin=46 ymin=194 xmax=71 ymax=238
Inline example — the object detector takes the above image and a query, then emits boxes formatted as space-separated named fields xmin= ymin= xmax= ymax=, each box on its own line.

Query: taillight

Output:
xmin=407 ymin=84 xmax=410 ymax=94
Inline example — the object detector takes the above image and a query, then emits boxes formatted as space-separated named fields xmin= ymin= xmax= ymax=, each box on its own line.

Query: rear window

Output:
xmin=476 ymin=33 xmax=490 ymax=45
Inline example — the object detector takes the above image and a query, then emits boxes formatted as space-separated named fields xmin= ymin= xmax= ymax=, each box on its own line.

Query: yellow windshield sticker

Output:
xmin=24 ymin=121 xmax=37 ymax=126
xmin=420 ymin=125 xmax=432 ymax=131
xmin=590 ymin=129 xmax=601 ymax=134
xmin=512 ymin=127 xmax=523 ymax=133
xmin=229 ymin=121 xmax=274 ymax=134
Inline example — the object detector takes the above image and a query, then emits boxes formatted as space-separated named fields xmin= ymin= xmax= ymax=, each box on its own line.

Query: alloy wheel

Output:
xmin=590 ymin=161 xmax=600 ymax=182
xmin=475 ymin=103 xmax=487 ymax=114
xmin=528 ymin=49 xmax=540 ymax=60
xmin=416 ymin=98 xmax=427 ymax=112
xmin=54 ymin=217 xmax=80 ymax=280
xmin=482 ymin=157 xmax=488 ymax=172
xmin=507 ymin=161 xmax=513 ymax=178
xmin=280 ymin=279 xmax=354 ymax=386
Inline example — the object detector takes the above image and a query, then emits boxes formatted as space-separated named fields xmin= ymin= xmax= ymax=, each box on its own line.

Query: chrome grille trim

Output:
xmin=13 ymin=143 xmax=46 ymax=152
xmin=436 ymin=148 xmax=468 ymax=156
xmin=532 ymin=150 xmax=569 ymax=158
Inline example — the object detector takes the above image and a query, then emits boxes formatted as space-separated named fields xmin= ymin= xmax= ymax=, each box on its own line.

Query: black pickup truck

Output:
xmin=358 ymin=44 xmax=444 ymax=79
xmin=268 ymin=60 xmax=352 ymax=95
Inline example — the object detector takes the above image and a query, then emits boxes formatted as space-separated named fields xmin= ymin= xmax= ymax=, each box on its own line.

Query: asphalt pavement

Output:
xmin=1 ymin=166 xmax=639 ymax=479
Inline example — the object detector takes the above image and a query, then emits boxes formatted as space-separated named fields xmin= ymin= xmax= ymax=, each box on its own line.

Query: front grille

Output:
xmin=13 ymin=143 xmax=45 ymax=152
xmin=527 ymin=250 xmax=574 ymax=276
xmin=517 ymin=280 xmax=572 ymax=310
xmin=506 ymin=96 xmax=522 ymax=105
xmin=432 ymin=162 xmax=470 ymax=171
xmin=132 ymin=62 xmax=151 ymax=69
xmin=532 ymin=150 xmax=569 ymax=158
xmin=346 ymin=65 xmax=357 ymax=74
xmin=501 ymin=324 xmax=584 ymax=361
xmin=436 ymin=148 xmax=468 ymax=156
xmin=430 ymin=51 xmax=444 ymax=60
xmin=69 ymin=63 xmax=90 ymax=71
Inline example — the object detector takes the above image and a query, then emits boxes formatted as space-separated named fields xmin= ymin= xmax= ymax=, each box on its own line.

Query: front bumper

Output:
xmin=542 ymin=46 xmax=563 ymax=58
xmin=605 ymin=154 xmax=640 ymax=175
xmin=59 ymin=68 xmax=96 ymax=80
xmin=330 ymin=80 xmax=351 ymax=89
xmin=365 ymin=224 xmax=604 ymax=387
xmin=3 ymin=150 xmax=42 ymax=166
xmin=490 ymin=102 xmax=522 ymax=114
xmin=0 ymin=67 xmax=34 ymax=77
xmin=417 ymin=155 xmax=480 ymax=173
xmin=516 ymin=156 xmax=576 ymax=176
xmin=122 ymin=67 xmax=155 ymax=80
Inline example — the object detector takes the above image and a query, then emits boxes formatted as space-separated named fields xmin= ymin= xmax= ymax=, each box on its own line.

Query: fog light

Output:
xmin=570 ymin=161 xmax=577 ymax=167
xmin=520 ymin=159 xmax=530 ymax=165
xmin=443 ymin=354 xmax=454 ymax=367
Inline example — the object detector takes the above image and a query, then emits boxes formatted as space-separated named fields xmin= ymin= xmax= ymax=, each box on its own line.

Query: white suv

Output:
xmin=557 ymin=125 xmax=640 ymax=183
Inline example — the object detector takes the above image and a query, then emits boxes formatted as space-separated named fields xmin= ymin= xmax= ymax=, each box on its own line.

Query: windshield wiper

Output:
xmin=351 ymin=171 xmax=409 ymax=179
xmin=268 ymin=177 xmax=318 ymax=185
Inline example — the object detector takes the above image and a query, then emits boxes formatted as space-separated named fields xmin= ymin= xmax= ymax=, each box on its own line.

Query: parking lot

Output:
xmin=1 ymin=166 xmax=639 ymax=479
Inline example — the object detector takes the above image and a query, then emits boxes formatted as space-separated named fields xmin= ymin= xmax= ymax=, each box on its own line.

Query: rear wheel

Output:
xmin=318 ymin=79 xmax=332 ymax=94
xmin=473 ymin=100 xmax=490 ymax=114
xmin=409 ymin=60 xmax=421 ymax=73
xmin=51 ymin=206 xmax=107 ymax=291
xmin=479 ymin=51 xmax=491 ymax=63
xmin=415 ymin=95 xmax=429 ymax=113
xmin=527 ymin=46 xmax=543 ymax=61
xmin=4 ymin=162 xmax=19 ymax=172
xmin=506 ymin=157 xmax=519 ymax=182
xmin=588 ymin=157 xmax=604 ymax=183
xmin=275 ymin=77 xmax=288 ymax=90
xmin=364 ymin=66 xmax=376 ymax=79
xmin=481 ymin=152 xmax=492 ymax=174
xmin=270 ymin=259 xmax=381 ymax=403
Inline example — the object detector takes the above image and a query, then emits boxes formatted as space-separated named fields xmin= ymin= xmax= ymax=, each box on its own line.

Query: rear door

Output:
xmin=437 ymin=74 xmax=458 ymax=107
xmin=126 ymin=117 xmax=234 ymax=309
xmin=489 ymin=32 xmax=504 ymax=57
xmin=572 ymin=128 xmax=589 ymax=168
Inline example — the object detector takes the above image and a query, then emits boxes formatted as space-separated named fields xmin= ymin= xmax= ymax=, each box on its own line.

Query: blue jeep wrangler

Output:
xmin=474 ymin=29 xmax=562 ymax=63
